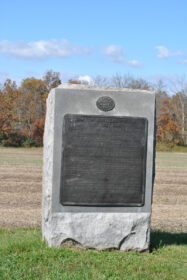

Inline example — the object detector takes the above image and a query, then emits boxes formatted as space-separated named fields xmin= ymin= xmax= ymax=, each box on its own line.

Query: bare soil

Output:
xmin=0 ymin=148 xmax=186 ymax=232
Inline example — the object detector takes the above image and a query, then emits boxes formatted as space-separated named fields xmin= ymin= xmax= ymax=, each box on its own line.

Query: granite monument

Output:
xmin=42 ymin=84 xmax=155 ymax=251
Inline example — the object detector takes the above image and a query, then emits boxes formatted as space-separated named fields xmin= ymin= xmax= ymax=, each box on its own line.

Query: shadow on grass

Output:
xmin=150 ymin=231 xmax=187 ymax=251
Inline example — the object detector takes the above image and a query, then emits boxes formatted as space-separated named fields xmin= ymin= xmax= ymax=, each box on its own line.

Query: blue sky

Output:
xmin=0 ymin=0 xmax=187 ymax=85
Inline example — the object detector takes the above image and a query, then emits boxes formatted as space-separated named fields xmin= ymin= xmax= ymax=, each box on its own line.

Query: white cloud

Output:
xmin=0 ymin=39 xmax=93 ymax=60
xmin=78 ymin=75 xmax=94 ymax=85
xmin=127 ymin=60 xmax=143 ymax=67
xmin=156 ymin=46 xmax=183 ymax=58
xmin=103 ymin=45 xmax=142 ymax=67
xmin=177 ymin=59 xmax=187 ymax=64
xmin=103 ymin=45 xmax=126 ymax=63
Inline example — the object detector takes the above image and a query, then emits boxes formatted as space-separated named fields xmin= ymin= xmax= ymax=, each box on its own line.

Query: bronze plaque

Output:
xmin=60 ymin=114 xmax=147 ymax=206
xmin=96 ymin=96 xmax=115 ymax=111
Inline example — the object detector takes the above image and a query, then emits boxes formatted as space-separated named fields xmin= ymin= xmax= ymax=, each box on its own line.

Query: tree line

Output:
xmin=0 ymin=71 xmax=187 ymax=147
xmin=0 ymin=71 xmax=61 ymax=146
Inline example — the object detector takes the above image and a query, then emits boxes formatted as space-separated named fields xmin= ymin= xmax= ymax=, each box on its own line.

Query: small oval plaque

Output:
xmin=96 ymin=96 xmax=115 ymax=112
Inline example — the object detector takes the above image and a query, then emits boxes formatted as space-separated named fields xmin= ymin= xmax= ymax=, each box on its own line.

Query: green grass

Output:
xmin=156 ymin=152 xmax=187 ymax=167
xmin=0 ymin=147 xmax=43 ymax=166
xmin=3 ymin=149 xmax=186 ymax=169
xmin=0 ymin=228 xmax=186 ymax=280
xmin=1 ymin=147 xmax=187 ymax=168
xmin=156 ymin=142 xmax=187 ymax=152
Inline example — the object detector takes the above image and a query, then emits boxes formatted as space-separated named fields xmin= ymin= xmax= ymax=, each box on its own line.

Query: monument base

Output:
xmin=43 ymin=212 xmax=151 ymax=251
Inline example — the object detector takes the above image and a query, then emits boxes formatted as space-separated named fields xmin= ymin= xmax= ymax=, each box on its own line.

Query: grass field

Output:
xmin=0 ymin=228 xmax=186 ymax=280
xmin=0 ymin=148 xmax=186 ymax=279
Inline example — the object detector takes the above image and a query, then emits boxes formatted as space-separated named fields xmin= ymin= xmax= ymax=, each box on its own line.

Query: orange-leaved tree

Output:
xmin=18 ymin=78 xmax=47 ymax=137
xmin=156 ymin=97 xmax=179 ymax=143
xmin=31 ymin=116 xmax=45 ymax=146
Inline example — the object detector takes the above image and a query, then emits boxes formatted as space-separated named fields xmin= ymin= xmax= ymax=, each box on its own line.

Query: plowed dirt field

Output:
xmin=0 ymin=148 xmax=186 ymax=232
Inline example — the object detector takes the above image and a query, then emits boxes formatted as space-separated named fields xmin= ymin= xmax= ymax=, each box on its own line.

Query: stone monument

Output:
xmin=42 ymin=84 xmax=155 ymax=251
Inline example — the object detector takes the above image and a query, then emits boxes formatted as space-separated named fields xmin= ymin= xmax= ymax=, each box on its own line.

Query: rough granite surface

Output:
xmin=42 ymin=89 xmax=55 ymax=241
xmin=42 ymin=84 xmax=154 ymax=251
xmin=47 ymin=212 xmax=151 ymax=251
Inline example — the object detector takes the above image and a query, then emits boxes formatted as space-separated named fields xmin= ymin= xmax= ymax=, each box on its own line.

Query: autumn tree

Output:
xmin=169 ymin=76 xmax=187 ymax=141
xmin=171 ymin=92 xmax=187 ymax=143
xmin=31 ymin=116 xmax=45 ymax=145
xmin=154 ymin=80 xmax=168 ymax=121
xmin=0 ymin=79 xmax=28 ymax=146
xmin=18 ymin=78 xmax=47 ymax=137
xmin=0 ymin=71 xmax=186 ymax=147
xmin=93 ymin=75 xmax=112 ymax=87
xmin=0 ymin=79 xmax=18 ymax=135
xmin=156 ymin=97 xmax=179 ymax=143
xmin=43 ymin=70 xmax=61 ymax=92
xmin=0 ymin=71 xmax=62 ymax=146
xmin=112 ymin=73 xmax=151 ymax=90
